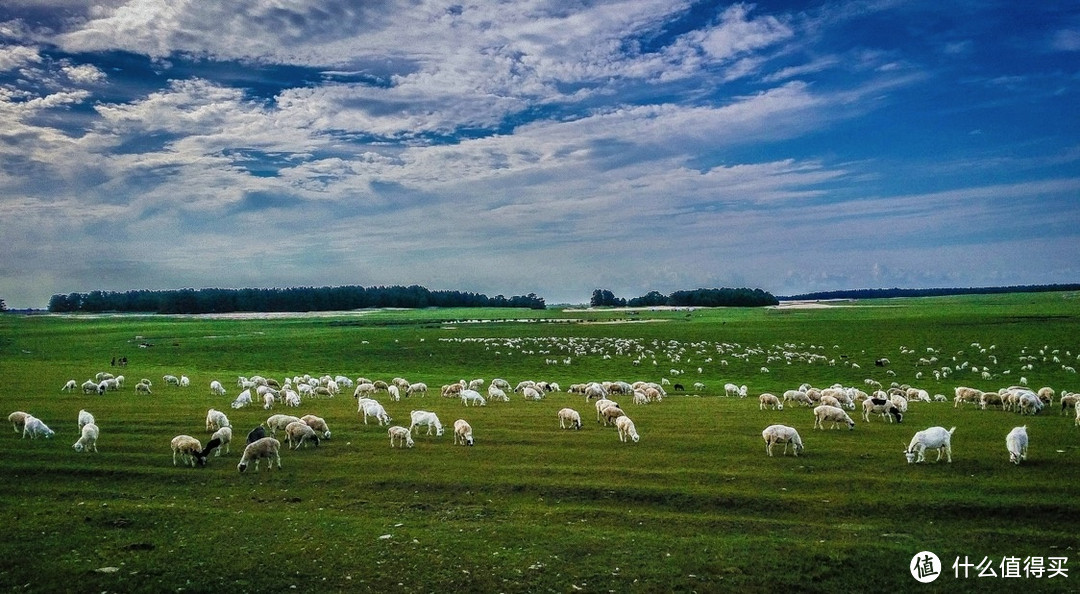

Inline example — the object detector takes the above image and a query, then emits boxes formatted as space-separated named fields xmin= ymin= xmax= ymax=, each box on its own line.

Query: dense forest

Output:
xmin=780 ymin=284 xmax=1080 ymax=301
xmin=591 ymin=287 xmax=779 ymax=308
xmin=47 ymin=286 xmax=546 ymax=314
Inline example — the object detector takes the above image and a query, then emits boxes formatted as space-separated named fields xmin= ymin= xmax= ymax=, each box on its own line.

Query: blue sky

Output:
xmin=1 ymin=1 xmax=1077 ymax=308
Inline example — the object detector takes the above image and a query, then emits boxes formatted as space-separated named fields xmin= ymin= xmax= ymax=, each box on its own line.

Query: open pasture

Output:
xmin=2 ymin=292 xmax=1080 ymax=592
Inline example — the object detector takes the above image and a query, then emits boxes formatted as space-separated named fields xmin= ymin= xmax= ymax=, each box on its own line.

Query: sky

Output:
xmin=0 ymin=1 xmax=1078 ymax=308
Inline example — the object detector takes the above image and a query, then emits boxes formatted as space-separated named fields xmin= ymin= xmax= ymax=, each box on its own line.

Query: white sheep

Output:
xmin=388 ymin=425 xmax=414 ymax=448
xmin=135 ymin=381 xmax=152 ymax=395
xmin=460 ymin=389 xmax=487 ymax=407
xmin=300 ymin=414 xmax=331 ymax=439
xmin=62 ymin=380 xmax=78 ymax=393
xmin=487 ymin=385 xmax=509 ymax=402
xmin=904 ymin=426 xmax=956 ymax=464
xmin=594 ymin=398 xmax=619 ymax=422
xmin=357 ymin=398 xmax=391 ymax=426
xmin=759 ymin=393 xmax=783 ymax=410
xmin=453 ymin=419 xmax=474 ymax=446
xmin=813 ymin=405 xmax=855 ymax=430
xmin=558 ymin=408 xmax=582 ymax=430
xmin=521 ymin=386 xmax=544 ymax=401
xmin=231 ymin=389 xmax=253 ymax=409
xmin=163 ymin=374 xmax=180 ymax=386
xmin=81 ymin=380 xmax=99 ymax=394
xmin=783 ymin=390 xmax=813 ymax=407
xmin=387 ymin=385 xmax=401 ymax=402
xmin=600 ymin=404 xmax=625 ymax=426
xmin=179 ymin=375 xmax=190 ymax=388
xmin=8 ymin=411 xmax=29 ymax=434
xmin=78 ymin=409 xmax=95 ymax=430
xmin=73 ymin=423 xmax=99 ymax=453
xmin=405 ymin=382 xmax=428 ymax=397
xmin=1006 ymin=426 xmax=1028 ymax=465
xmin=615 ymin=415 xmax=639 ymax=443
xmin=237 ymin=437 xmax=281 ymax=472
xmin=205 ymin=408 xmax=230 ymax=432
xmin=22 ymin=415 xmax=54 ymax=439
xmin=409 ymin=410 xmax=443 ymax=436
xmin=210 ymin=426 xmax=232 ymax=456
xmin=210 ymin=380 xmax=226 ymax=396
xmin=762 ymin=424 xmax=803 ymax=457
xmin=284 ymin=421 xmax=320 ymax=449
xmin=265 ymin=414 xmax=302 ymax=436
xmin=171 ymin=435 xmax=205 ymax=467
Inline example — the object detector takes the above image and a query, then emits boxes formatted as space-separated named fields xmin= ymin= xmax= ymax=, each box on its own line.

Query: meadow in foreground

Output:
xmin=1 ymin=292 xmax=1079 ymax=592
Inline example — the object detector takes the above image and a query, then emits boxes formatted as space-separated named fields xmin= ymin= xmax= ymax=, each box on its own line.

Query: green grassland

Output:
xmin=1 ymin=292 xmax=1079 ymax=592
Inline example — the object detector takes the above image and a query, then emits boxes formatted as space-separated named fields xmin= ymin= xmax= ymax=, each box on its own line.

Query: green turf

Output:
xmin=1 ymin=293 xmax=1079 ymax=592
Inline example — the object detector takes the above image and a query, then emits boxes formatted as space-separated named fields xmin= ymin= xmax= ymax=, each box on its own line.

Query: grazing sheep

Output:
xmin=594 ymin=398 xmax=619 ymax=422
xmin=953 ymin=386 xmax=982 ymax=408
xmin=1017 ymin=391 xmax=1044 ymax=415
xmin=231 ymin=389 xmax=253 ymax=409
xmin=615 ymin=415 xmax=640 ymax=443
xmin=171 ymin=435 xmax=205 ymax=467
xmin=73 ymin=423 xmax=99 ymax=453
xmin=246 ymin=425 xmax=267 ymax=444
xmin=300 ymin=414 xmax=331 ymax=439
xmin=210 ymin=426 xmax=232 ymax=456
xmin=782 ymin=390 xmax=813 ymax=407
xmin=210 ymin=380 xmax=226 ymax=396
xmin=601 ymin=405 xmax=626 ymax=426
xmin=8 ymin=411 xmax=29 ymax=434
xmin=179 ymin=375 xmax=190 ymax=388
xmin=487 ymin=385 xmax=509 ymax=402
xmin=453 ymin=419 xmax=474 ymax=446
xmin=813 ymin=405 xmax=855 ymax=430
xmin=78 ymin=409 xmax=95 ymax=431
xmin=265 ymin=414 xmax=302 ymax=436
xmin=460 ymin=389 xmax=487 ymax=407
xmin=1006 ymin=426 xmax=1028 ymax=465
xmin=262 ymin=392 xmax=276 ymax=410
xmin=284 ymin=421 xmax=320 ymax=449
xmin=62 ymin=380 xmax=78 ymax=393
xmin=357 ymin=399 xmax=391 ymax=426
xmin=862 ymin=397 xmax=903 ymax=423
xmin=521 ymin=386 xmax=544 ymax=401
xmin=409 ymin=410 xmax=443 ymax=436
xmin=762 ymin=425 xmax=803 ymax=457
xmin=558 ymin=408 xmax=582 ymax=430
xmin=759 ymin=393 xmax=783 ymax=411
xmin=405 ymin=382 xmax=428 ymax=397
xmin=135 ymin=381 xmax=152 ymax=395
xmin=205 ymin=408 xmax=230 ymax=432
xmin=237 ymin=437 xmax=282 ymax=472
xmin=22 ymin=415 xmax=54 ymax=439
xmin=904 ymin=426 xmax=956 ymax=464
xmin=388 ymin=425 xmax=414 ymax=448
xmin=163 ymin=375 xmax=180 ymax=386
xmin=387 ymin=385 xmax=401 ymax=402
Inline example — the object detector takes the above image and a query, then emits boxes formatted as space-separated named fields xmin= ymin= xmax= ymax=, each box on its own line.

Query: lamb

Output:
xmin=73 ymin=423 xmax=99 ymax=453
xmin=558 ymin=408 xmax=583 ymax=430
xmin=210 ymin=426 xmax=232 ymax=456
xmin=762 ymin=425 xmax=803 ymax=457
xmin=862 ymin=397 xmax=903 ymax=423
xmin=284 ymin=421 xmax=320 ymax=449
xmin=300 ymin=414 xmax=331 ymax=439
xmin=759 ymin=393 xmax=783 ymax=410
xmin=453 ymin=419 xmax=474 ymax=446
xmin=1006 ymin=426 xmax=1028 ymax=465
xmin=205 ymin=408 xmax=230 ymax=432
xmin=388 ymin=425 xmax=415 ymax=448
xmin=171 ymin=435 xmax=206 ymax=467
xmin=812 ymin=404 xmax=853 ymax=429
xmin=8 ymin=411 xmax=29 ymax=433
xmin=904 ymin=426 xmax=956 ymax=464
xmin=409 ymin=410 xmax=444 ymax=436
xmin=22 ymin=415 xmax=54 ymax=439
xmin=265 ymin=414 xmax=302 ymax=436
xmin=78 ymin=409 xmax=95 ymax=430
xmin=237 ymin=437 xmax=282 ymax=472
xmin=460 ymin=389 xmax=487 ymax=407
xmin=615 ymin=415 xmax=640 ymax=443
xmin=357 ymin=398 xmax=391 ymax=426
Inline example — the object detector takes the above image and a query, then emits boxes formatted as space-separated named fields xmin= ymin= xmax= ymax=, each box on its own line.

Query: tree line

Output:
xmin=780 ymin=284 xmax=1080 ymax=301
xmin=47 ymin=285 xmax=546 ymax=314
xmin=590 ymin=287 xmax=779 ymax=308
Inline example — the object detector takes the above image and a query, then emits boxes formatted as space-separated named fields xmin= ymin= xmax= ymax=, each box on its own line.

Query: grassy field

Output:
xmin=1 ymin=292 xmax=1079 ymax=592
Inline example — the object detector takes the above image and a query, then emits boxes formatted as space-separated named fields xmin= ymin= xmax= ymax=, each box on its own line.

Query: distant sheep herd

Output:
xmin=10 ymin=361 xmax=1079 ymax=471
